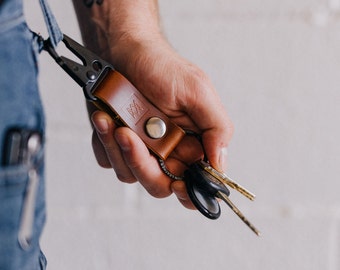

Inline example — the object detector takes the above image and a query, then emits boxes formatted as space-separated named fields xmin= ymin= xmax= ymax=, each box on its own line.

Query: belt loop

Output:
xmin=38 ymin=0 xmax=63 ymax=47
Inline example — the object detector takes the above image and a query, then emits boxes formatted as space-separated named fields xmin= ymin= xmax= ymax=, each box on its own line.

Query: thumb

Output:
xmin=202 ymin=128 xmax=231 ymax=172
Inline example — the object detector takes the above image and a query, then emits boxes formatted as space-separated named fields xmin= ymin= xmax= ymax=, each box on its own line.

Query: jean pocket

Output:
xmin=0 ymin=144 xmax=46 ymax=269
xmin=0 ymin=164 xmax=30 ymax=239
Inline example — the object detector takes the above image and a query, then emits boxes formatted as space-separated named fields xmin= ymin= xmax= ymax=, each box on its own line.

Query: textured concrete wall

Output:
xmin=26 ymin=0 xmax=340 ymax=269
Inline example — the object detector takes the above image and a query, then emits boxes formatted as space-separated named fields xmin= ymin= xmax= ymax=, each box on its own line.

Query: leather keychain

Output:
xmin=93 ymin=70 xmax=185 ymax=160
xmin=43 ymin=34 xmax=185 ymax=160
xmin=43 ymin=35 xmax=260 ymax=235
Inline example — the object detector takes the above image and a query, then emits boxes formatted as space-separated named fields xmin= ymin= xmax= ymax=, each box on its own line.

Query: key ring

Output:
xmin=158 ymin=130 xmax=205 ymax=181
xmin=157 ymin=130 xmax=223 ymax=219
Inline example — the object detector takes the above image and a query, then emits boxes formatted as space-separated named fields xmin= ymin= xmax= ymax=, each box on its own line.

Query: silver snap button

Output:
xmin=145 ymin=117 xmax=167 ymax=139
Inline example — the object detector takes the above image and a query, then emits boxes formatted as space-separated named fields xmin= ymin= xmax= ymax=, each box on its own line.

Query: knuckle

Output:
xmin=116 ymin=173 xmax=137 ymax=184
xmin=149 ymin=190 xmax=171 ymax=199
xmin=228 ymin=121 xmax=235 ymax=137
xmin=224 ymin=119 xmax=234 ymax=142
xmin=190 ymin=67 xmax=211 ymax=89
xmin=146 ymin=184 xmax=172 ymax=199
xmin=97 ymin=159 xmax=112 ymax=169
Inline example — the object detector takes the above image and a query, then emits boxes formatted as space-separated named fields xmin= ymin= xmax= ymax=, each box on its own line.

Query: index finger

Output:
xmin=114 ymin=127 xmax=177 ymax=198
xmin=185 ymin=81 xmax=233 ymax=171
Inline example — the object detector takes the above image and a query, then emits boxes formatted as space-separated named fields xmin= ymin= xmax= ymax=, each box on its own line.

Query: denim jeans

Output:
xmin=0 ymin=0 xmax=47 ymax=269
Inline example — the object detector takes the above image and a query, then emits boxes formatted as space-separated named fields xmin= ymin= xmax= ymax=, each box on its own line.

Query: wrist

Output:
xmin=107 ymin=31 xmax=168 ymax=73
xmin=73 ymin=0 xmax=163 ymax=65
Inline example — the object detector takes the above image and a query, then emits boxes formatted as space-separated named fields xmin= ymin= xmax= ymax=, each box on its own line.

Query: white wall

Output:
xmin=26 ymin=1 xmax=340 ymax=269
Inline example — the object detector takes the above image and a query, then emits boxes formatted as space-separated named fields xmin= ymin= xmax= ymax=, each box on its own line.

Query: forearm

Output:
xmin=72 ymin=0 xmax=162 ymax=69
xmin=73 ymin=0 xmax=167 ymax=123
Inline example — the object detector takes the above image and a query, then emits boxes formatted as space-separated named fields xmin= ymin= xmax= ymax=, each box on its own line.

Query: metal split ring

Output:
xmin=158 ymin=158 xmax=183 ymax=180
xmin=157 ymin=130 xmax=204 ymax=181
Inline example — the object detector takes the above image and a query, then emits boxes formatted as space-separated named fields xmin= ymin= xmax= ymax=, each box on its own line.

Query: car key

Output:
xmin=184 ymin=161 xmax=230 ymax=220
xmin=184 ymin=160 xmax=260 ymax=236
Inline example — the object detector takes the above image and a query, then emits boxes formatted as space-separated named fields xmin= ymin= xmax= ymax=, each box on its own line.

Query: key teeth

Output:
xmin=202 ymin=162 xmax=256 ymax=201
xmin=217 ymin=191 xmax=261 ymax=236
xmin=219 ymin=175 xmax=256 ymax=201
xmin=187 ymin=159 xmax=261 ymax=235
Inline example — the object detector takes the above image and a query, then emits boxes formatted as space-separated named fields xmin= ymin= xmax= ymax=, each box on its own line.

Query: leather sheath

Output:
xmin=92 ymin=70 xmax=185 ymax=160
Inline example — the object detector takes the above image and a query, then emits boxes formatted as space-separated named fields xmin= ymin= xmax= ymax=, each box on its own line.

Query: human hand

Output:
xmin=90 ymin=36 xmax=233 ymax=209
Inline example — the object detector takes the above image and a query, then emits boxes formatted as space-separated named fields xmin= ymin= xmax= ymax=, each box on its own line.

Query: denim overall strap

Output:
xmin=38 ymin=0 xmax=63 ymax=47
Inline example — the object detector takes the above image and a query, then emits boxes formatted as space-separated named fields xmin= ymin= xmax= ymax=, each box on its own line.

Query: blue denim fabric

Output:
xmin=0 ymin=0 xmax=47 ymax=269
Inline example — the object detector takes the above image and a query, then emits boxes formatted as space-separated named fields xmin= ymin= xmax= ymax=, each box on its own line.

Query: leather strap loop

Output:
xmin=92 ymin=70 xmax=185 ymax=160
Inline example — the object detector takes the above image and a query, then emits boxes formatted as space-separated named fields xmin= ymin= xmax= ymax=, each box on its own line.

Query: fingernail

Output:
xmin=92 ymin=116 xmax=109 ymax=135
xmin=219 ymin=147 xmax=228 ymax=171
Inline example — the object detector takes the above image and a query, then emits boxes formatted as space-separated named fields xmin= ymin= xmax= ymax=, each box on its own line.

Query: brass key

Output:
xmin=198 ymin=160 xmax=256 ymax=201
xmin=216 ymin=190 xmax=261 ymax=236
xmin=184 ymin=160 xmax=261 ymax=236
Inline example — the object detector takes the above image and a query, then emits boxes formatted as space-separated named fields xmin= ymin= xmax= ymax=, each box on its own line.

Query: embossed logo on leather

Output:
xmin=124 ymin=94 xmax=147 ymax=123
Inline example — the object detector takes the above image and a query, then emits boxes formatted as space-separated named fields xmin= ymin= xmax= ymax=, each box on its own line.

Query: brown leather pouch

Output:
xmin=92 ymin=70 xmax=185 ymax=160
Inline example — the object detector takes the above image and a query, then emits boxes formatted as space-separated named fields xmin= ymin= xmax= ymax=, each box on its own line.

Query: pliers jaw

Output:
xmin=43 ymin=34 xmax=114 ymax=101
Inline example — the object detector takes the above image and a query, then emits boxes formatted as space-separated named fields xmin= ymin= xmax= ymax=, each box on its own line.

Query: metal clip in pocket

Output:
xmin=12 ymin=131 xmax=42 ymax=249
